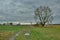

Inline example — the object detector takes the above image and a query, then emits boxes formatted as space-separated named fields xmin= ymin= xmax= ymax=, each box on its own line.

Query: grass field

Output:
xmin=16 ymin=25 xmax=60 ymax=40
xmin=0 ymin=25 xmax=24 ymax=40
xmin=0 ymin=25 xmax=60 ymax=40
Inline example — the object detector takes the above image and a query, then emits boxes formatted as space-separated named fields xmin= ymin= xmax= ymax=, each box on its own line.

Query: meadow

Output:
xmin=0 ymin=25 xmax=60 ymax=40
xmin=0 ymin=25 xmax=24 ymax=40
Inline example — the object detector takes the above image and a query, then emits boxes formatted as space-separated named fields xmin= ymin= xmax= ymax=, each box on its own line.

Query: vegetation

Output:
xmin=0 ymin=25 xmax=60 ymax=40
xmin=16 ymin=25 xmax=60 ymax=40
xmin=0 ymin=25 xmax=23 ymax=40
xmin=34 ymin=6 xmax=53 ymax=26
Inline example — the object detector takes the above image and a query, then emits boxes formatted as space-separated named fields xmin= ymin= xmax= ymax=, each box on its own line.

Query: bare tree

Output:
xmin=34 ymin=6 xmax=53 ymax=26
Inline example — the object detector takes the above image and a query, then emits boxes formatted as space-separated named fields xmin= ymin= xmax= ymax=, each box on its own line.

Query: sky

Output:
xmin=0 ymin=0 xmax=60 ymax=24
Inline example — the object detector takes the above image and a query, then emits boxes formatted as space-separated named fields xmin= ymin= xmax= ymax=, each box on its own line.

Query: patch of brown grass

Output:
xmin=33 ymin=24 xmax=60 ymax=28
xmin=0 ymin=31 xmax=15 ymax=40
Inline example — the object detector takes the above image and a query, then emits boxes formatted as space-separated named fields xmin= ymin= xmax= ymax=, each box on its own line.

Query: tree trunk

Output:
xmin=41 ymin=22 xmax=45 ymax=27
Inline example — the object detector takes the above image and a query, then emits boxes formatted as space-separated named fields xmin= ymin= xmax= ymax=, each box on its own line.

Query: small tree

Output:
xmin=9 ymin=22 xmax=13 ymax=25
xmin=34 ymin=6 xmax=53 ymax=26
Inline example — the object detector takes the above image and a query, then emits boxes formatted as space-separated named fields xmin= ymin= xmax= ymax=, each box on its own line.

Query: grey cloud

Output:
xmin=0 ymin=0 xmax=60 ymax=23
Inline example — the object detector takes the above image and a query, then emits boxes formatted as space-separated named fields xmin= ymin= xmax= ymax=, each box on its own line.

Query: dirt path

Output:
xmin=8 ymin=30 xmax=23 ymax=40
xmin=8 ymin=26 xmax=31 ymax=40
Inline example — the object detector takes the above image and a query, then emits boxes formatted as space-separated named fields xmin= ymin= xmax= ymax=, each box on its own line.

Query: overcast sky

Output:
xmin=0 ymin=0 xmax=60 ymax=24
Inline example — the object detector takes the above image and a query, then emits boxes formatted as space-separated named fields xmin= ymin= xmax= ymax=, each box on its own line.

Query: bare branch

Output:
xmin=34 ymin=6 xmax=53 ymax=26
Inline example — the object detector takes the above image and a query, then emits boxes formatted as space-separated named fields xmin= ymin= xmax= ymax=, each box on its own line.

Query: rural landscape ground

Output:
xmin=0 ymin=25 xmax=60 ymax=40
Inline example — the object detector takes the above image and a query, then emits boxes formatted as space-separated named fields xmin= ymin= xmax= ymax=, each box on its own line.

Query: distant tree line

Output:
xmin=0 ymin=22 xmax=21 ymax=26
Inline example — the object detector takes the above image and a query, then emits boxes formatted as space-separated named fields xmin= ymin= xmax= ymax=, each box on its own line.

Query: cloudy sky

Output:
xmin=0 ymin=0 xmax=60 ymax=24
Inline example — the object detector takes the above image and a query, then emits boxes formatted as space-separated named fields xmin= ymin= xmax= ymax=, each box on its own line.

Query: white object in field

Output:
xmin=25 ymin=32 xmax=30 ymax=36
xmin=16 ymin=33 xmax=19 ymax=36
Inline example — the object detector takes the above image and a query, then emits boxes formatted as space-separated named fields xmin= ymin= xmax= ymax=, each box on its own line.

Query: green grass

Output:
xmin=16 ymin=26 xmax=60 ymax=40
xmin=0 ymin=25 xmax=24 ymax=40
xmin=30 ymin=27 xmax=60 ymax=40
xmin=0 ymin=25 xmax=60 ymax=40
xmin=0 ymin=25 xmax=23 ymax=32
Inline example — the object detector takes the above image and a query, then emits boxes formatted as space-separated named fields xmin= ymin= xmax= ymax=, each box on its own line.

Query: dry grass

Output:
xmin=0 ymin=25 xmax=22 ymax=40
xmin=0 ymin=31 xmax=15 ymax=40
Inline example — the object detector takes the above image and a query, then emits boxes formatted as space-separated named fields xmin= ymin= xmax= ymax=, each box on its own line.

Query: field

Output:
xmin=0 ymin=25 xmax=60 ymax=40
xmin=0 ymin=25 xmax=25 ymax=40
